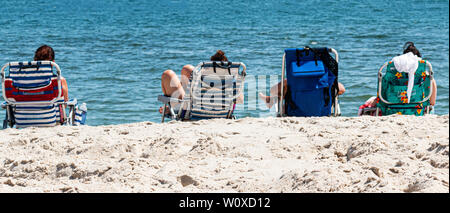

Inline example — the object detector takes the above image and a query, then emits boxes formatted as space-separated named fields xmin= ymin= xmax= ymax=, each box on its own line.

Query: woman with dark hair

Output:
xmin=159 ymin=50 xmax=237 ymax=114
xmin=402 ymin=42 xmax=436 ymax=106
xmin=34 ymin=45 xmax=69 ymax=102
xmin=402 ymin=41 xmax=422 ymax=57
xmin=210 ymin=50 xmax=228 ymax=61
xmin=358 ymin=42 xmax=437 ymax=115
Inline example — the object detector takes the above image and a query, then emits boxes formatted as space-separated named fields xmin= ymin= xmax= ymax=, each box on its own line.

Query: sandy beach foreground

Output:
xmin=0 ymin=115 xmax=448 ymax=193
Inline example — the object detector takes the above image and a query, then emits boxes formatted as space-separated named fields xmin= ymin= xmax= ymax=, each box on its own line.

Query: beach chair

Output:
xmin=157 ymin=61 xmax=246 ymax=122
xmin=277 ymin=47 xmax=340 ymax=117
xmin=374 ymin=59 xmax=434 ymax=116
xmin=1 ymin=61 xmax=83 ymax=128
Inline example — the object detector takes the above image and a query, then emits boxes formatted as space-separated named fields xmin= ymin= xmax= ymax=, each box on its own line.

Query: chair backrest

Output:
xmin=189 ymin=61 xmax=246 ymax=120
xmin=284 ymin=47 xmax=338 ymax=116
xmin=376 ymin=60 xmax=431 ymax=116
xmin=1 ymin=61 xmax=65 ymax=128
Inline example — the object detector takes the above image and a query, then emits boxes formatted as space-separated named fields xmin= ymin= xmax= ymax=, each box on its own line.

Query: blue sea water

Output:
xmin=0 ymin=0 xmax=448 ymax=126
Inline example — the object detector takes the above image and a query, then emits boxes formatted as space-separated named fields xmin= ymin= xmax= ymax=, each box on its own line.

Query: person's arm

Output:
xmin=61 ymin=77 xmax=69 ymax=102
xmin=338 ymin=82 xmax=345 ymax=95
xmin=430 ymin=79 xmax=437 ymax=106
xmin=236 ymin=93 xmax=244 ymax=104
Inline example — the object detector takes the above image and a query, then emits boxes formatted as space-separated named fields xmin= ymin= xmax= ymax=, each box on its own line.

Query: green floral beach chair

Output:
xmin=375 ymin=60 xmax=434 ymax=116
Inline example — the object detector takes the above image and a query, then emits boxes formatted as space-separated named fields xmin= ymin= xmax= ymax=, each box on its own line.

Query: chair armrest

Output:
xmin=157 ymin=95 xmax=186 ymax=104
xmin=66 ymin=98 xmax=78 ymax=106
xmin=360 ymin=107 xmax=377 ymax=115
xmin=362 ymin=107 xmax=377 ymax=112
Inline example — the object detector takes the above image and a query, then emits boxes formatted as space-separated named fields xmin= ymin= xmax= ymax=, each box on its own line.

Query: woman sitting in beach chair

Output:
xmin=34 ymin=45 xmax=69 ymax=102
xmin=259 ymin=47 xmax=345 ymax=117
xmin=358 ymin=42 xmax=437 ymax=116
xmin=158 ymin=50 xmax=246 ymax=122
xmin=1 ymin=45 xmax=86 ymax=128
xmin=160 ymin=50 xmax=242 ymax=102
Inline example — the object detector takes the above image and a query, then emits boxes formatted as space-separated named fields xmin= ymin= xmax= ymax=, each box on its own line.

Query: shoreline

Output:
xmin=0 ymin=115 xmax=448 ymax=192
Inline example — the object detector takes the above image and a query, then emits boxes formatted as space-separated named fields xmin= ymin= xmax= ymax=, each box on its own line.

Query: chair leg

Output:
xmin=68 ymin=105 xmax=75 ymax=125
xmin=161 ymin=104 xmax=166 ymax=123
xmin=3 ymin=109 xmax=7 ymax=129
xmin=3 ymin=105 xmax=14 ymax=129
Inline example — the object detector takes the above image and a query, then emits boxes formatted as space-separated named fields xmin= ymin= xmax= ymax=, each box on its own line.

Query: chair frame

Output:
xmin=375 ymin=60 xmax=434 ymax=116
xmin=1 ymin=61 xmax=77 ymax=128
xmin=158 ymin=61 xmax=246 ymax=123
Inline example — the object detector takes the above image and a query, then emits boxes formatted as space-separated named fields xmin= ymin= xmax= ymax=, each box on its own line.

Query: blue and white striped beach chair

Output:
xmin=158 ymin=61 xmax=246 ymax=122
xmin=1 ymin=61 xmax=85 ymax=128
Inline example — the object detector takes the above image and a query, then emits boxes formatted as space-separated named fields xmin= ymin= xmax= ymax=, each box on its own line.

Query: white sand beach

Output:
xmin=0 ymin=115 xmax=448 ymax=193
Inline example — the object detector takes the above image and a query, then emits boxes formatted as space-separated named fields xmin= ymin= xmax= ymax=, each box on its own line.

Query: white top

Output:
xmin=392 ymin=52 xmax=420 ymax=103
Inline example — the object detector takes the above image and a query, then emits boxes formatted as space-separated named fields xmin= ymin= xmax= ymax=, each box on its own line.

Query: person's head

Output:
xmin=403 ymin=42 xmax=421 ymax=58
xmin=210 ymin=50 xmax=228 ymax=61
xmin=34 ymin=45 xmax=55 ymax=61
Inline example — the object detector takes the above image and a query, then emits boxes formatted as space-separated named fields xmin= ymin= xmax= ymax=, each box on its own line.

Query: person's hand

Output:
xmin=159 ymin=106 xmax=170 ymax=114
xmin=368 ymin=97 xmax=377 ymax=107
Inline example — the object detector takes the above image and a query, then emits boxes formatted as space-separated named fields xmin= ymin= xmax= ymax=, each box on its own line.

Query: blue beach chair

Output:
xmin=277 ymin=47 xmax=340 ymax=117
xmin=158 ymin=61 xmax=246 ymax=122
xmin=1 ymin=61 xmax=85 ymax=128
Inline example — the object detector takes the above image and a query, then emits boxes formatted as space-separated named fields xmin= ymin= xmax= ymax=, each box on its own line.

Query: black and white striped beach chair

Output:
xmin=1 ymin=61 xmax=84 ymax=128
xmin=158 ymin=61 xmax=246 ymax=122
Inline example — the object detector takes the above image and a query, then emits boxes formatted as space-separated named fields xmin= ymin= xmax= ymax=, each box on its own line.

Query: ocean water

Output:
xmin=0 ymin=0 xmax=448 ymax=126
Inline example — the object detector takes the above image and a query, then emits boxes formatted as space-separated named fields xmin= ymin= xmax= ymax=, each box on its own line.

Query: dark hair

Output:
xmin=210 ymin=50 xmax=228 ymax=61
xmin=34 ymin=45 xmax=55 ymax=61
xmin=403 ymin=42 xmax=421 ymax=58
